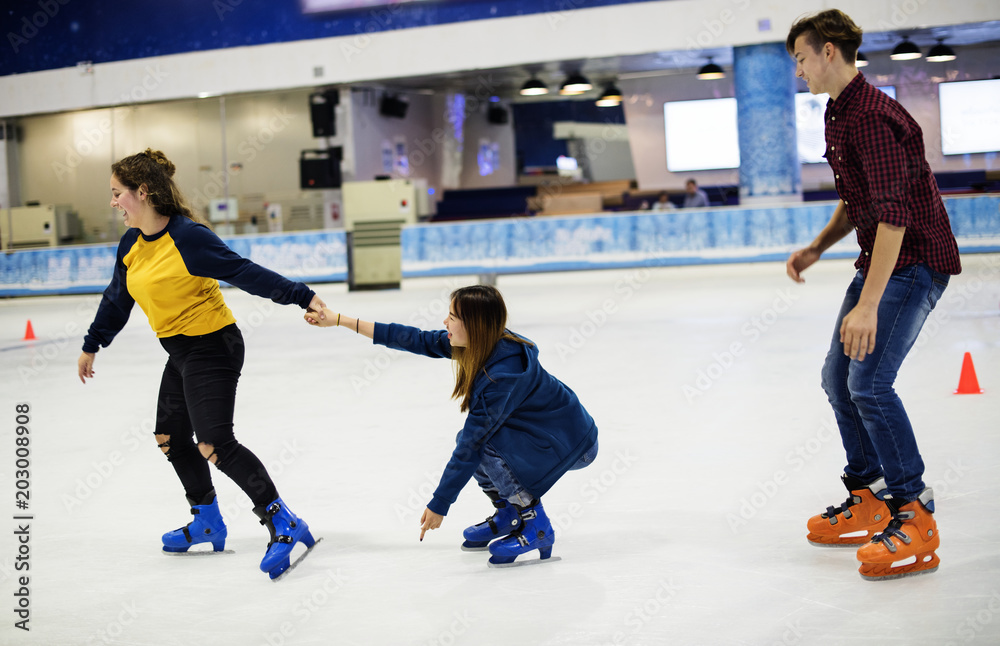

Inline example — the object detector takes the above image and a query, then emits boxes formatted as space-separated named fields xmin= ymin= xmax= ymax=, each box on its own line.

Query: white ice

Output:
xmin=1 ymin=255 xmax=998 ymax=646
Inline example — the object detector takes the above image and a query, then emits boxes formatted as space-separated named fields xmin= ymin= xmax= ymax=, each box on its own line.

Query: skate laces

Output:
xmin=824 ymin=494 xmax=860 ymax=519
xmin=480 ymin=512 xmax=500 ymax=534
xmin=502 ymin=506 xmax=536 ymax=546
xmin=870 ymin=510 xmax=916 ymax=553
xmin=259 ymin=502 xmax=297 ymax=547
xmin=478 ymin=502 xmax=515 ymax=533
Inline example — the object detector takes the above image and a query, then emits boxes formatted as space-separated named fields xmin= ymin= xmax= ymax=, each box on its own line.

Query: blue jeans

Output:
xmin=821 ymin=264 xmax=949 ymax=502
xmin=474 ymin=440 xmax=599 ymax=507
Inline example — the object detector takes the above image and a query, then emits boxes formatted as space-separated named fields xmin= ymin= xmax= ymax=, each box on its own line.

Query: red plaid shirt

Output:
xmin=825 ymin=73 xmax=961 ymax=277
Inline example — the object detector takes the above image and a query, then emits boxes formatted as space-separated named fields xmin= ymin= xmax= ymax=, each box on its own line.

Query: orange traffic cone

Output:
xmin=23 ymin=320 xmax=36 ymax=341
xmin=954 ymin=352 xmax=984 ymax=394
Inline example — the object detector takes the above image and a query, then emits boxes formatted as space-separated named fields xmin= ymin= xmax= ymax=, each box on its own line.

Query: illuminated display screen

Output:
xmin=664 ymin=98 xmax=741 ymax=172
xmin=939 ymin=79 xmax=1000 ymax=155
xmin=795 ymin=87 xmax=896 ymax=164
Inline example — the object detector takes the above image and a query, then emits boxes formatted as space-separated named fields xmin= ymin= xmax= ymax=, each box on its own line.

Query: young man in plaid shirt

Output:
xmin=785 ymin=9 xmax=961 ymax=581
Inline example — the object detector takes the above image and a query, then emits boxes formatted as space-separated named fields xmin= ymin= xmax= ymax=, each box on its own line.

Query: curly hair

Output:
xmin=786 ymin=9 xmax=864 ymax=65
xmin=111 ymin=149 xmax=196 ymax=220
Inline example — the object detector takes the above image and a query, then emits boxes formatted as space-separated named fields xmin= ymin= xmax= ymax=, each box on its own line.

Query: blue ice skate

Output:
xmin=162 ymin=489 xmax=230 ymax=554
xmin=487 ymin=500 xmax=560 ymax=568
xmin=462 ymin=496 xmax=522 ymax=551
xmin=254 ymin=498 xmax=318 ymax=580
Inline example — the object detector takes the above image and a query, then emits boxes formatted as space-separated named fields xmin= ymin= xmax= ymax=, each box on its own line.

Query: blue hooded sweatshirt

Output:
xmin=373 ymin=322 xmax=598 ymax=516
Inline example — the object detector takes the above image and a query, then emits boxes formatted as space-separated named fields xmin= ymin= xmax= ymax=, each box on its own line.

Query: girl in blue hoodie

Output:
xmin=306 ymin=284 xmax=598 ymax=566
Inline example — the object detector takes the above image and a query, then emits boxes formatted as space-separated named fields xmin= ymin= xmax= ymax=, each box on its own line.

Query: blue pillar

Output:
xmin=733 ymin=43 xmax=801 ymax=204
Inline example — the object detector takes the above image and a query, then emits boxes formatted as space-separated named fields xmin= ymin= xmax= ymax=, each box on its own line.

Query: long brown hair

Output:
xmin=450 ymin=285 xmax=532 ymax=412
xmin=111 ymin=149 xmax=196 ymax=220
xmin=786 ymin=9 xmax=863 ymax=64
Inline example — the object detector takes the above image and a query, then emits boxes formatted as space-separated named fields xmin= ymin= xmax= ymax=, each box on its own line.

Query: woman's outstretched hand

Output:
xmin=78 ymin=352 xmax=96 ymax=384
xmin=419 ymin=508 xmax=444 ymax=541
xmin=305 ymin=307 xmax=338 ymax=327
xmin=307 ymin=294 xmax=328 ymax=318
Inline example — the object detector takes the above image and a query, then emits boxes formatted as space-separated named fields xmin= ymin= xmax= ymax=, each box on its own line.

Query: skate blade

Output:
xmin=807 ymin=532 xmax=873 ymax=547
xmin=271 ymin=537 xmax=323 ymax=582
xmin=162 ymin=548 xmax=235 ymax=556
xmin=859 ymin=552 xmax=940 ymax=581
xmin=860 ymin=565 xmax=939 ymax=581
xmin=487 ymin=555 xmax=561 ymax=569
xmin=461 ymin=544 xmax=490 ymax=552
xmin=807 ymin=539 xmax=866 ymax=548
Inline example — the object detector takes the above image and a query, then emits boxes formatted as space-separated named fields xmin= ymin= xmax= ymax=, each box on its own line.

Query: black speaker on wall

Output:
xmin=310 ymin=90 xmax=339 ymax=137
xmin=487 ymin=106 xmax=509 ymax=125
xmin=379 ymin=95 xmax=409 ymax=119
xmin=300 ymin=147 xmax=342 ymax=189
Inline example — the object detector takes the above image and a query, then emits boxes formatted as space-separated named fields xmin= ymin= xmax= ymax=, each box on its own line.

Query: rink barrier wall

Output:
xmin=1 ymin=196 xmax=998 ymax=296
xmin=0 ymin=230 xmax=349 ymax=297
xmin=399 ymin=195 xmax=1000 ymax=276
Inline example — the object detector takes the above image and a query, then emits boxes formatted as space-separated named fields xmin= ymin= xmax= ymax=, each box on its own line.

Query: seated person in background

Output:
xmin=683 ymin=179 xmax=709 ymax=208
xmin=651 ymin=191 xmax=676 ymax=211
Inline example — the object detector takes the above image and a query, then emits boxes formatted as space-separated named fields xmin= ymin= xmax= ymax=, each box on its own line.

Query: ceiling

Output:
xmin=362 ymin=20 xmax=1000 ymax=101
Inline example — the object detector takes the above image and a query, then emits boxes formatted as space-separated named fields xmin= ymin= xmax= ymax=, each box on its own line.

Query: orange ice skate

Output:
xmin=857 ymin=488 xmax=939 ymax=581
xmin=807 ymin=475 xmax=890 ymax=547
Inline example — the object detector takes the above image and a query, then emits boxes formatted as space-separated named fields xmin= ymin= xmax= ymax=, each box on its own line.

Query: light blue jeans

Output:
xmin=821 ymin=263 xmax=949 ymax=502
xmin=474 ymin=440 xmax=599 ymax=507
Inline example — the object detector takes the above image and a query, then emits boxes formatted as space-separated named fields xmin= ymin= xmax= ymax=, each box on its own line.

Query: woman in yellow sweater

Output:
xmin=78 ymin=149 xmax=324 ymax=580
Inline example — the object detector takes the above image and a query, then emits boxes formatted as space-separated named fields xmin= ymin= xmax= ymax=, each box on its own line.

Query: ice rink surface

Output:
xmin=1 ymin=255 xmax=998 ymax=646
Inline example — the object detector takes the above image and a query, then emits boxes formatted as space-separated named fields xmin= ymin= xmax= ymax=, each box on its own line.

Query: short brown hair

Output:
xmin=786 ymin=9 xmax=863 ymax=64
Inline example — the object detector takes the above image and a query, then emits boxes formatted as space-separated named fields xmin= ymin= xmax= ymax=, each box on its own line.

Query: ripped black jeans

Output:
xmin=157 ymin=324 xmax=278 ymax=507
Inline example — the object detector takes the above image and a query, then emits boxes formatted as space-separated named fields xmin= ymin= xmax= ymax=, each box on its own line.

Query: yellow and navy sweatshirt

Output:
xmin=83 ymin=216 xmax=315 ymax=353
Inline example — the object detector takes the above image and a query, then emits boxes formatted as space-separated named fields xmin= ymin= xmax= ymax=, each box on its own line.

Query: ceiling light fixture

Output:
xmin=697 ymin=57 xmax=725 ymax=80
xmin=890 ymin=36 xmax=922 ymax=61
xmin=855 ymin=51 xmax=869 ymax=68
xmin=926 ymin=39 xmax=956 ymax=62
xmin=519 ymin=78 xmax=549 ymax=96
xmin=595 ymin=83 xmax=623 ymax=107
xmin=559 ymin=72 xmax=592 ymax=95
